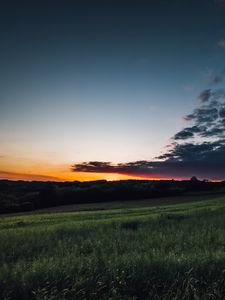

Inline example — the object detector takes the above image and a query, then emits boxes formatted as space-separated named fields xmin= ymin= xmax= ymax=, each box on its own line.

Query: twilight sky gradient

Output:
xmin=1 ymin=0 xmax=225 ymax=181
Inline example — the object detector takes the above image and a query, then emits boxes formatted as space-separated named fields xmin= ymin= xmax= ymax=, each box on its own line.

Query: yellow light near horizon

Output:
xmin=0 ymin=157 xmax=181 ymax=182
xmin=0 ymin=169 xmax=168 ymax=182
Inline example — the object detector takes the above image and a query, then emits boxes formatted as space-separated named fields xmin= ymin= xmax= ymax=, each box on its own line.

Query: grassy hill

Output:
xmin=1 ymin=195 xmax=225 ymax=299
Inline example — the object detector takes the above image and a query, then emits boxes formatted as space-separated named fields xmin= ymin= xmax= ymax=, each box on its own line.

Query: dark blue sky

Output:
xmin=1 ymin=0 xmax=225 ymax=180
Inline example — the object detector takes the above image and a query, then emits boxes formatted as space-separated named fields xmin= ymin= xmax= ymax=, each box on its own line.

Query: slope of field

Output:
xmin=27 ymin=192 xmax=225 ymax=214
xmin=1 ymin=196 xmax=225 ymax=299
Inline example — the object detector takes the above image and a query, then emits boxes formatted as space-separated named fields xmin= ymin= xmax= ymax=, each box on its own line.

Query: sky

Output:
xmin=1 ymin=0 xmax=225 ymax=181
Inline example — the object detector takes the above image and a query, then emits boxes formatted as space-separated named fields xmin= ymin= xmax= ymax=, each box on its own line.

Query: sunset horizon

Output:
xmin=1 ymin=0 xmax=225 ymax=181
xmin=1 ymin=2 xmax=225 ymax=299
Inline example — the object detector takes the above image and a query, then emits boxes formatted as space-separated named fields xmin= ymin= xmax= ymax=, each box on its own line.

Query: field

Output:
xmin=1 ymin=195 xmax=225 ymax=299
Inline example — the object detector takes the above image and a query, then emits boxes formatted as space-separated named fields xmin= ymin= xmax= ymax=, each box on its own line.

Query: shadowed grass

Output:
xmin=0 ymin=196 xmax=225 ymax=299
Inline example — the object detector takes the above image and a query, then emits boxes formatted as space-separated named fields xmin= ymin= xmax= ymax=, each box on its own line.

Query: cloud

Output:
xmin=72 ymin=138 xmax=225 ymax=180
xmin=219 ymin=106 xmax=225 ymax=117
xmin=73 ymin=161 xmax=113 ymax=173
xmin=0 ymin=170 xmax=61 ymax=181
xmin=174 ymin=126 xmax=203 ymax=140
xmin=72 ymin=75 xmax=225 ymax=180
xmin=197 ymin=89 xmax=211 ymax=102
xmin=72 ymin=146 xmax=225 ymax=181
xmin=183 ymin=114 xmax=195 ymax=121
xmin=159 ymin=140 xmax=225 ymax=161
xmin=178 ymin=88 xmax=225 ymax=140
xmin=201 ymin=69 xmax=225 ymax=85
xmin=174 ymin=130 xmax=194 ymax=140
xmin=183 ymin=106 xmax=218 ymax=128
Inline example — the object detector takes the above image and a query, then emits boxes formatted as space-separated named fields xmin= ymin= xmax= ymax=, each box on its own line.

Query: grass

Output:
xmin=0 ymin=196 xmax=225 ymax=299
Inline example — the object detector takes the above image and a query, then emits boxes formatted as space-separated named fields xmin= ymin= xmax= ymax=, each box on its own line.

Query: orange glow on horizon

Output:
xmin=0 ymin=169 xmax=173 ymax=182
xmin=0 ymin=169 xmax=222 ymax=182
xmin=0 ymin=156 xmax=174 ymax=181
xmin=0 ymin=158 xmax=221 ymax=182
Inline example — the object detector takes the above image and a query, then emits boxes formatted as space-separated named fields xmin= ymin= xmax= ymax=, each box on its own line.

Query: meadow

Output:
xmin=1 ymin=196 xmax=225 ymax=299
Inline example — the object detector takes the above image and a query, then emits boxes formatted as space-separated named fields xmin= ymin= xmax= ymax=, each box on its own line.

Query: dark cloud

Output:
xmin=72 ymin=160 xmax=157 ymax=177
xmin=72 ymin=140 xmax=225 ymax=180
xmin=195 ymin=107 xmax=218 ymax=125
xmin=183 ymin=114 xmax=195 ymax=121
xmin=174 ymin=126 xmax=203 ymax=140
xmin=174 ymin=126 xmax=206 ymax=140
xmin=182 ymin=106 xmax=218 ymax=131
xmin=157 ymin=140 xmax=225 ymax=161
xmin=73 ymin=161 xmax=114 ymax=173
xmin=200 ymin=127 xmax=224 ymax=138
xmin=177 ymin=88 xmax=225 ymax=141
xmin=72 ymin=83 xmax=225 ymax=180
xmin=197 ymin=89 xmax=211 ymax=102
xmin=174 ymin=130 xmax=194 ymax=140
xmin=219 ymin=107 xmax=225 ymax=118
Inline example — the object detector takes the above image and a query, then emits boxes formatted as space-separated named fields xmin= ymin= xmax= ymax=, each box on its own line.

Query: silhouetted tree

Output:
xmin=190 ymin=176 xmax=199 ymax=182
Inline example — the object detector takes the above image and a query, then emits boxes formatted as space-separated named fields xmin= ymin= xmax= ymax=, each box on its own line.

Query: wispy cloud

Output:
xmin=0 ymin=170 xmax=61 ymax=181
xmin=201 ymin=69 xmax=225 ymax=85
xmin=197 ymin=89 xmax=211 ymax=102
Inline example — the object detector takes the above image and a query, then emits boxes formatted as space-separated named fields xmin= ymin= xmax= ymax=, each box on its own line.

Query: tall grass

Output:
xmin=0 ymin=197 xmax=225 ymax=299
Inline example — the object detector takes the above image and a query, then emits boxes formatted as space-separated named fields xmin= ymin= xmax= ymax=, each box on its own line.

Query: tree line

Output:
xmin=0 ymin=178 xmax=225 ymax=213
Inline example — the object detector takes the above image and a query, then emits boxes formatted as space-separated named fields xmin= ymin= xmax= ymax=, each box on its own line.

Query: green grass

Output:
xmin=1 ymin=196 xmax=225 ymax=299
